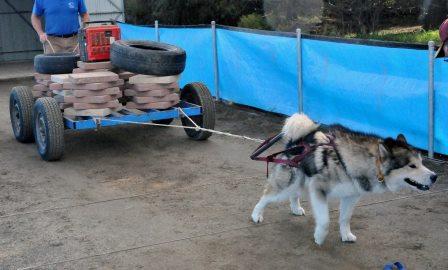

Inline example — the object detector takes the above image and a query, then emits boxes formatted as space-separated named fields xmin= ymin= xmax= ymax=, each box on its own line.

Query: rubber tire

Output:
xmin=9 ymin=86 xmax=35 ymax=143
xmin=153 ymin=118 xmax=174 ymax=125
xmin=111 ymin=40 xmax=186 ymax=76
xmin=34 ymin=53 xmax=79 ymax=74
xmin=33 ymin=98 xmax=64 ymax=161
xmin=180 ymin=83 xmax=215 ymax=140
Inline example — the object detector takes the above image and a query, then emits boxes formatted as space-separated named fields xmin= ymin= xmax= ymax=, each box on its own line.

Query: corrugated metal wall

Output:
xmin=87 ymin=0 xmax=125 ymax=21
xmin=0 ymin=0 xmax=125 ymax=63
xmin=0 ymin=0 xmax=42 ymax=62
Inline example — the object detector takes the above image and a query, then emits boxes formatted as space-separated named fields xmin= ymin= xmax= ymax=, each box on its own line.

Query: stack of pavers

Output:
xmin=125 ymin=74 xmax=180 ymax=110
xmin=32 ymin=73 xmax=53 ymax=98
xmin=50 ymin=71 xmax=124 ymax=117
xmin=74 ymin=61 xmax=135 ymax=104
xmin=117 ymin=70 xmax=136 ymax=104
xmin=73 ymin=61 xmax=114 ymax=74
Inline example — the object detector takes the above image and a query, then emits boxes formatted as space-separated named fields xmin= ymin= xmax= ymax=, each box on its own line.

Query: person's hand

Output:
xmin=39 ymin=33 xmax=47 ymax=43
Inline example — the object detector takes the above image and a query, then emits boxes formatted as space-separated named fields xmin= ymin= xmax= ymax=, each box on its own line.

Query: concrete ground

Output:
xmin=0 ymin=79 xmax=447 ymax=270
xmin=0 ymin=62 xmax=34 ymax=82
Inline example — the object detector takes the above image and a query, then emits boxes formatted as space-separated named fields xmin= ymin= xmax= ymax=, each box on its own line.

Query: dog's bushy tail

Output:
xmin=282 ymin=113 xmax=318 ymax=142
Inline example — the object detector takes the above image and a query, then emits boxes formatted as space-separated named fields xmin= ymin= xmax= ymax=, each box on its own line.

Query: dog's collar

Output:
xmin=376 ymin=143 xmax=385 ymax=182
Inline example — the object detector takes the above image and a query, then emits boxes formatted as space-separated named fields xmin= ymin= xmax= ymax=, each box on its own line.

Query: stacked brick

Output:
xmin=73 ymin=61 xmax=114 ymax=74
xmin=50 ymin=71 xmax=124 ymax=117
xmin=32 ymin=73 xmax=53 ymax=98
xmin=124 ymin=75 xmax=180 ymax=110
xmin=117 ymin=70 xmax=135 ymax=103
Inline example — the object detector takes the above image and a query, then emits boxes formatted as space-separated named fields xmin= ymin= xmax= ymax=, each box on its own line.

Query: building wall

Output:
xmin=87 ymin=0 xmax=125 ymax=22
xmin=0 ymin=0 xmax=125 ymax=63
xmin=0 ymin=0 xmax=41 ymax=62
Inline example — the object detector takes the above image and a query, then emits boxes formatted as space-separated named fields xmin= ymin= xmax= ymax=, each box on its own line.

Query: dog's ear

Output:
xmin=396 ymin=134 xmax=408 ymax=146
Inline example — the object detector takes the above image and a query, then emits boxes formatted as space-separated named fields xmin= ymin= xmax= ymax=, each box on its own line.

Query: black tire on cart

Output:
xmin=9 ymin=86 xmax=35 ymax=143
xmin=33 ymin=98 xmax=64 ymax=161
xmin=111 ymin=40 xmax=186 ymax=76
xmin=180 ymin=83 xmax=215 ymax=140
xmin=153 ymin=118 xmax=174 ymax=125
xmin=34 ymin=53 xmax=79 ymax=74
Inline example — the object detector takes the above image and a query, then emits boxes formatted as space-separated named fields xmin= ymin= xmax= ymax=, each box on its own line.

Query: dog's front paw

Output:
xmin=341 ymin=232 xmax=357 ymax=243
xmin=314 ymin=227 xmax=328 ymax=245
xmin=251 ymin=211 xmax=264 ymax=223
xmin=291 ymin=207 xmax=306 ymax=216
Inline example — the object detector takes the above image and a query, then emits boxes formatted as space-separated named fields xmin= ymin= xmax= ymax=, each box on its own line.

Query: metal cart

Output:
xmin=9 ymin=82 xmax=215 ymax=161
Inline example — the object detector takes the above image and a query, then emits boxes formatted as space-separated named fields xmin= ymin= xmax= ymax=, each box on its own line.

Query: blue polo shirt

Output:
xmin=32 ymin=0 xmax=87 ymax=35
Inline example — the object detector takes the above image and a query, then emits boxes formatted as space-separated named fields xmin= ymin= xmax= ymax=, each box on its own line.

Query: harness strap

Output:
xmin=251 ymin=133 xmax=336 ymax=177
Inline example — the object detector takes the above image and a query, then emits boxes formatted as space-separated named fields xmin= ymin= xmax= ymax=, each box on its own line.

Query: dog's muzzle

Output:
xmin=404 ymin=178 xmax=431 ymax=191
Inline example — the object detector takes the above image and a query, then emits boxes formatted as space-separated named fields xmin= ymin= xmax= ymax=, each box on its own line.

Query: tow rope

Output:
xmin=95 ymin=107 xmax=264 ymax=143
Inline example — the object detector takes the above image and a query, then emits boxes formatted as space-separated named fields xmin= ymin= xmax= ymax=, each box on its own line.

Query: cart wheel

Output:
xmin=9 ymin=86 xmax=35 ymax=143
xmin=33 ymin=98 xmax=64 ymax=161
xmin=180 ymin=83 xmax=215 ymax=140
xmin=153 ymin=118 xmax=174 ymax=125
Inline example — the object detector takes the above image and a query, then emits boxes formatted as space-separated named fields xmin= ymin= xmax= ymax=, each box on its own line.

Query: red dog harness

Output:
xmin=250 ymin=132 xmax=336 ymax=177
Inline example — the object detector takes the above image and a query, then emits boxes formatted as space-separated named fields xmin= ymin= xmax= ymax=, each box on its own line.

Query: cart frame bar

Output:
xmin=64 ymin=101 xmax=202 ymax=130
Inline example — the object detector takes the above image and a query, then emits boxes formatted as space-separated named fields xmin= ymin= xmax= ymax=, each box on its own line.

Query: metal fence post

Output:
xmin=212 ymin=21 xmax=220 ymax=101
xmin=428 ymin=41 xmax=435 ymax=158
xmin=155 ymin=20 xmax=160 ymax=42
xmin=296 ymin=28 xmax=303 ymax=113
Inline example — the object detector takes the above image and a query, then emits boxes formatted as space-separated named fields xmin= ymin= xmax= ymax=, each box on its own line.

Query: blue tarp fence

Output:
xmin=119 ymin=22 xmax=448 ymax=154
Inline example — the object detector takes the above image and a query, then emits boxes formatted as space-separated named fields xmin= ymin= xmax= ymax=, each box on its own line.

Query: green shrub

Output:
xmin=346 ymin=29 xmax=440 ymax=44
xmin=238 ymin=13 xmax=270 ymax=30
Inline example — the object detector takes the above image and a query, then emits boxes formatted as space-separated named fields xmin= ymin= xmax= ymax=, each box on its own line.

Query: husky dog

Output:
xmin=251 ymin=114 xmax=437 ymax=245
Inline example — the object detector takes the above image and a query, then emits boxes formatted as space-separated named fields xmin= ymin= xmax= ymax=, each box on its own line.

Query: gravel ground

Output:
xmin=0 ymin=79 xmax=447 ymax=270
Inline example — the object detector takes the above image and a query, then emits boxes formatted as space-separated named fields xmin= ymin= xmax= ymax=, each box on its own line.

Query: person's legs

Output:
xmin=43 ymin=42 xmax=51 ymax=54
xmin=44 ymin=36 xmax=64 ymax=54
xmin=64 ymin=35 xmax=79 ymax=53
xmin=44 ymin=36 xmax=79 ymax=54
